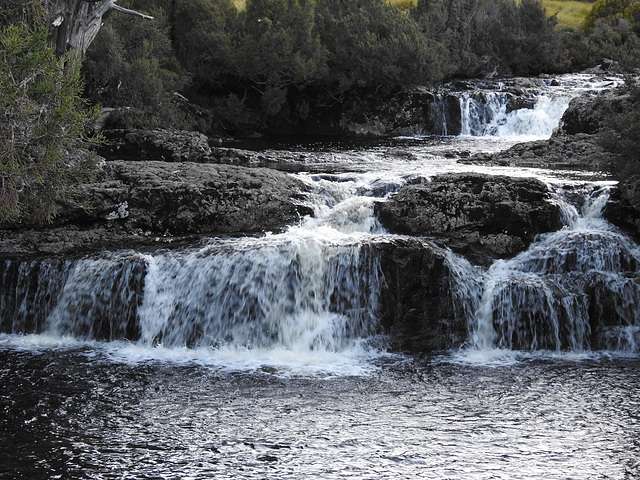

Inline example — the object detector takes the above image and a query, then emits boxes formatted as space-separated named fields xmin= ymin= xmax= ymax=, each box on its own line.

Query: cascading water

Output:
xmin=448 ymin=185 xmax=640 ymax=358
xmin=3 ymin=73 xmax=640 ymax=480
xmin=0 ymin=73 xmax=636 ymax=369
xmin=430 ymin=74 xmax=624 ymax=139
xmin=1 ymin=235 xmax=383 ymax=370
xmin=459 ymin=90 xmax=572 ymax=138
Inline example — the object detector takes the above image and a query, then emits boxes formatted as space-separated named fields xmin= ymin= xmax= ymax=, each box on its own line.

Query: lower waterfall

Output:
xmin=446 ymin=186 xmax=640 ymax=360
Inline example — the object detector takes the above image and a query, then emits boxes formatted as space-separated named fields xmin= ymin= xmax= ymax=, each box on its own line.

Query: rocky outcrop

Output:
xmin=0 ymin=161 xmax=312 ymax=256
xmin=375 ymin=173 xmax=562 ymax=264
xmin=554 ymin=87 xmax=630 ymax=136
xmin=373 ymin=238 xmax=467 ymax=352
xmin=605 ymin=175 xmax=640 ymax=242
xmin=464 ymin=133 xmax=615 ymax=171
xmin=100 ymin=129 xmax=217 ymax=162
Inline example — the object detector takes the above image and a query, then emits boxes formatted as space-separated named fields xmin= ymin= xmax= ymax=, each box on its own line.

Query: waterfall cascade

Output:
xmin=446 ymin=186 xmax=640 ymax=355
xmin=1 ymin=236 xmax=382 ymax=355
xmin=1 ymin=73 xmax=637 ymax=367
xmin=427 ymin=74 xmax=623 ymax=138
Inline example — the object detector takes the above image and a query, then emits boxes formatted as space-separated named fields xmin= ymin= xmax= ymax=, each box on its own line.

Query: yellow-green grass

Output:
xmin=388 ymin=0 xmax=417 ymax=9
xmin=542 ymin=0 xmax=592 ymax=29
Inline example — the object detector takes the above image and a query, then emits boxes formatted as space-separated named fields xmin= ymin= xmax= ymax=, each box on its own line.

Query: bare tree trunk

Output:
xmin=47 ymin=0 xmax=152 ymax=59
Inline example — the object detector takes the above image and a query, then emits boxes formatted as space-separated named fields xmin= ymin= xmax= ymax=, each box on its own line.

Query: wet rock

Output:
xmin=554 ymin=88 xmax=631 ymax=136
xmin=85 ymin=161 xmax=312 ymax=234
xmin=338 ymin=87 xmax=436 ymax=136
xmin=465 ymin=134 xmax=615 ymax=171
xmin=0 ymin=161 xmax=312 ymax=256
xmin=373 ymin=238 xmax=467 ymax=352
xmin=375 ymin=173 xmax=562 ymax=263
xmin=100 ymin=128 xmax=215 ymax=162
xmin=605 ymin=175 xmax=640 ymax=242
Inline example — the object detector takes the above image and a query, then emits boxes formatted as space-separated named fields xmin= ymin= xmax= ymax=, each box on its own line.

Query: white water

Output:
xmin=446 ymin=186 xmax=640 ymax=364
xmin=1 ymin=73 xmax=637 ymax=373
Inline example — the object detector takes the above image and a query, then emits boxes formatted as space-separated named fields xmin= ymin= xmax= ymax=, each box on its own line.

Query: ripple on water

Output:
xmin=1 ymin=347 xmax=639 ymax=480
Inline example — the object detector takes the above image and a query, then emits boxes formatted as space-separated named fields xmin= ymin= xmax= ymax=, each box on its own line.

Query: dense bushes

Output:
xmin=82 ymin=0 xmax=577 ymax=132
xmin=413 ymin=0 xmax=569 ymax=77
xmin=315 ymin=0 xmax=441 ymax=93
xmin=0 ymin=25 xmax=100 ymax=223
xmin=564 ymin=0 xmax=640 ymax=70
xmin=82 ymin=4 xmax=185 ymax=128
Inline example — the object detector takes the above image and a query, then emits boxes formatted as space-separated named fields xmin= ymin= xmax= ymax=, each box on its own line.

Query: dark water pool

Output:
xmin=1 ymin=348 xmax=639 ymax=479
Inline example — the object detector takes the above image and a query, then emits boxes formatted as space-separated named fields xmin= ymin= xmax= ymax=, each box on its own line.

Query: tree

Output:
xmin=0 ymin=24 xmax=100 ymax=222
xmin=46 ymin=0 xmax=153 ymax=60
xmin=237 ymin=0 xmax=327 ymax=118
xmin=316 ymin=0 xmax=442 ymax=94
xmin=82 ymin=1 xmax=184 ymax=128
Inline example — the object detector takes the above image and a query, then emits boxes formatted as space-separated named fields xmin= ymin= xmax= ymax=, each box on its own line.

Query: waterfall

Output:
xmin=457 ymin=186 xmax=640 ymax=355
xmin=0 ymin=236 xmax=382 ymax=359
xmin=1 ymin=73 xmax=635 ymax=367
xmin=459 ymin=91 xmax=572 ymax=138
xmin=426 ymin=74 xmax=624 ymax=139
xmin=136 ymin=236 xmax=381 ymax=352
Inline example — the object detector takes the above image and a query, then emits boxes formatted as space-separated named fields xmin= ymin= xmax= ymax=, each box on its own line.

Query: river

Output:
xmin=1 ymin=73 xmax=639 ymax=479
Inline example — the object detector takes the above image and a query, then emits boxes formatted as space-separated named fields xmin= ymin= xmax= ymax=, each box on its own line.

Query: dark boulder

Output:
xmin=375 ymin=173 xmax=562 ymax=263
xmin=464 ymin=133 xmax=615 ymax=171
xmin=605 ymin=175 xmax=640 ymax=242
xmin=554 ymin=87 xmax=631 ymax=136
xmin=80 ymin=161 xmax=313 ymax=235
xmin=99 ymin=128 xmax=216 ymax=162
xmin=373 ymin=238 xmax=468 ymax=352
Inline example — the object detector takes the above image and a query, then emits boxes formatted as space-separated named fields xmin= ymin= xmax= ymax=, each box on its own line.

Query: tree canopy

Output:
xmin=0 ymin=24 xmax=100 ymax=223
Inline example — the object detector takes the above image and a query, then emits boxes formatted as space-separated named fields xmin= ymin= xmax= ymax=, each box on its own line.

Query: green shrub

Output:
xmin=172 ymin=0 xmax=240 ymax=90
xmin=235 ymin=0 xmax=327 ymax=118
xmin=414 ymin=0 xmax=567 ymax=77
xmin=316 ymin=0 xmax=443 ymax=93
xmin=82 ymin=1 xmax=186 ymax=129
xmin=0 ymin=25 xmax=100 ymax=223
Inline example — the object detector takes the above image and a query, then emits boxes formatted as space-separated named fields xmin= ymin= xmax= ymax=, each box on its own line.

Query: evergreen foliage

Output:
xmin=561 ymin=0 xmax=640 ymax=71
xmin=0 ymin=24 xmax=100 ymax=223
xmin=315 ymin=0 xmax=441 ymax=93
xmin=237 ymin=0 xmax=327 ymax=117
xmin=82 ymin=4 xmax=184 ymax=128
xmin=414 ymin=0 xmax=568 ymax=77
xmin=25 ymin=0 xmax=640 ymax=134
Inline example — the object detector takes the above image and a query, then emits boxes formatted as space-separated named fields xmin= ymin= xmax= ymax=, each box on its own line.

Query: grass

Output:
xmin=542 ymin=0 xmax=593 ymax=29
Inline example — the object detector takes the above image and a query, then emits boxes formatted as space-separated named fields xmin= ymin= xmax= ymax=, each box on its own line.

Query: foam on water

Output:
xmin=0 ymin=73 xmax=634 ymax=373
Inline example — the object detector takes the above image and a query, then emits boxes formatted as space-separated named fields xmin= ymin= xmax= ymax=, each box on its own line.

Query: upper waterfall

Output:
xmin=426 ymin=74 xmax=624 ymax=139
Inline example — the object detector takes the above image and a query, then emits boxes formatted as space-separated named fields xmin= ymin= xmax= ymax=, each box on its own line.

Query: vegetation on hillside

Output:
xmin=81 ymin=0 xmax=582 ymax=133
xmin=542 ymin=0 xmax=592 ymax=29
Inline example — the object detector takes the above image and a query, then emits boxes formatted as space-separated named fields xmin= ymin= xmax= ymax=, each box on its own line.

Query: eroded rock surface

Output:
xmin=375 ymin=173 xmax=562 ymax=263
xmin=0 ymin=161 xmax=312 ymax=256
